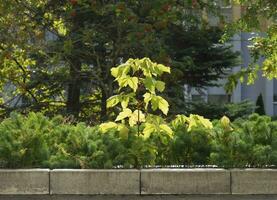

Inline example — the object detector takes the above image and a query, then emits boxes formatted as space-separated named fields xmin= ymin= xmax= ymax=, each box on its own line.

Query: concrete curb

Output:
xmin=0 ymin=169 xmax=277 ymax=195
xmin=50 ymin=169 xmax=140 ymax=195
xmin=231 ymin=169 xmax=277 ymax=194
xmin=141 ymin=169 xmax=230 ymax=194
xmin=0 ymin=169 xmax=49 ymax=194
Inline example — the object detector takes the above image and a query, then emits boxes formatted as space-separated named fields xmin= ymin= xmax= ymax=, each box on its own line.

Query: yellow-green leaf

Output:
xmin=195 ymin=115 xmax=213 ymax=129
xmin=150 ymin=96 xmax=159 ymax=111
xmin=157 ymin=64 xmax=170 ymax=74
xmin=143 ymin=92 xmax=152 ymax=109
xmin=220 ymin=116 xmax=233 ymax=131
xmin=144 ymin=77 xmax=155 ymax=93
xmin=157 ymin=96 xmax=169 ymax=115
xmin=115 ymin=108 xmax=132 ymax=121
xmin=220 ymin=116 xmax=230 ymax=127
xmin=99 ymin=122 xmax=118 ymax=133
xmin=187 ymin=119 xmax=197 ymax=132
xmin=142 ymin=123 xmax=156 ymax=139
xmin=118 ymin=76 xmax=130 ymax=88
xmin=156 ymin=81 xmax=165 ymax=92
xmin=128 ymin=77 xmax=139 ymax=92
xmin=171 ymin=115 xmax=189 ymax=129
xmin=118 ymin=124 xmax=129 ymax=139
xmin=159 ymin=124 xmax=173 ymax=138
xmin=107 ymin=95 xmax=120 ymax=108
xmin=129 ymin=109 xmax=145 ymax=127
xmin=121 ymin=96 xmax=129 ymax=109
xmin=187 ymin=114 xmax=213 ymax=131
xmin=111 ymin=67 xmax=119 ymax=77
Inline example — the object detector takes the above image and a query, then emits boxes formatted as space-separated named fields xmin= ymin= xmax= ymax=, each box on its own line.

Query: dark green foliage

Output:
xmin=255 ymin=93 xmax=266 ymax=115
xmin=0 ymin=112 xmax=53 ymax=168
xmin=164 ymin=27 xmax=238 ymax=116
xmin=169 ymin=126 xmax=211 ymax=166
xmin=0 ymin=112 xmax=157 ymax=168
xmin=272 ymin=116 xmax=277 ymax=121
xmin=0 ymin=112 xmax=276 ymax=168
xmin=166 ymin=27 xmax=238 ymax=88
xmin=186 ymin=100 xmax=255 ymax=120
xmin=0 ymin=0 xmax=238 ymax=123
xmin=210 ymin=114 xmax=277 ymax=167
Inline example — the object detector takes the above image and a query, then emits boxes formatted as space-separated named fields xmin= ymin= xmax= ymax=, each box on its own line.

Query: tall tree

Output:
xmin=164 ymin=25 xmax=238 ymax=115
xmin=0 ymin=0 xmax=236 ymax=121
xmin=0 ymin=0 xmax=183 ymax=120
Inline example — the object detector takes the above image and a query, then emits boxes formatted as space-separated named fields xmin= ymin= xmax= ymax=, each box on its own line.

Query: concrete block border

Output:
xmin=50 ymin=169 xmax=140 ymax=195
xmin=231 ymin=169 xmax=277 ymax=194
xmin=0 ymin=169 xmax=49 ymax=194
xmin=0 ymin=169 xmax=277 ymax=195
xmin=141 ymin=169 xmax=230 ymax=194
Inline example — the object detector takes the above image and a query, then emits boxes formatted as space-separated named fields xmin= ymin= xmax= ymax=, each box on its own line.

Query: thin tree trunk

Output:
xmin=100 ymin=88 xmax=108 ymax=122
xmin=66 ymin=5 xmax=82 ymax=117
xmin=66 ymin=59 xmax=81 ymax=116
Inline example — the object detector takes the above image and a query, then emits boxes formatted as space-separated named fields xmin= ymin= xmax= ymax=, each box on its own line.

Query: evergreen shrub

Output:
xmin=0 ymin=112 xmax=276 ymax=168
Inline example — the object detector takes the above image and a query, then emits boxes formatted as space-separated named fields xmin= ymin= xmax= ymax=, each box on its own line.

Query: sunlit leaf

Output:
xmin=128 ymin=77 xmax=139 ymax=92
xmin=142 ymin=123 xmax=155 ymax=139
xmin=115 ymin=108 xmax=132 ymax=121
xmin=157 ymin=96 xmax=169 ymax=115
xmin=129 ymin=109 xmax=145 ymax=127
xmin=156 ymin=81 xmax=165 ymax=92
xmin=118 ymin=124 xmax=129 ymax=139
xmin=99 ymin=122 xmax=118 ymax=133
xmin=143 ymin=92 xmax=152 ymax=109
xmin=107 ymin=95 xmax=120 ymax=108
xmin=159 ymin=124 xmax=173 ymax=138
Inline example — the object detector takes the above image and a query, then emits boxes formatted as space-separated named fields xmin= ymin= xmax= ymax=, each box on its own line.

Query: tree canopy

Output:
xmin=0 ymin=0 xmax=237 ymax=122
xmin=224 ymin=0 xmax=277 ymax=92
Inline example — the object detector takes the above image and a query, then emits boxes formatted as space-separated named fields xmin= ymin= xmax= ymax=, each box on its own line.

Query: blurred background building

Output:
xmin=190 ymin=1 xmax=277 ymax=116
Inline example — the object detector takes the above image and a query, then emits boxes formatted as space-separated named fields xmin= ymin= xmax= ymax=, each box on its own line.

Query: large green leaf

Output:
xmin=159 ymin=124 xmax=173 ymax=138
xmin=144 ymin=77 xmax=156 ymax=93
xmin=157 ymin=96 xmax=169 ymax=115
xmin=129 ymin=109 xmax=145 ymax=127
xmin=99 ymin=122 xmax=118 ymax=133
xmin=187 ymin=114 xmax=213 ymax=131
xmin=115 ymin=108 xmax=132 ymax=121
xmin=111 ymin=67 xmax=119 ymax=78
xmin=121 ymin=95 xmax=129 ymax=109
xmin=143 ymin=92 xmax=152 ymax=109
xmin=156 ymin=64 xmax=170 ymax=74
xmin=150 ymin=96 xmax=159 ymax=111
xmin=107 ymin=95 xmax=120 ymax=108
xmin=127 ymin=77 xmax=139 ymax=92
xmin=118 ymin=124 xmax=129 ymax=139
xmin=142 ymin=123 xmax=156 ymax=139
xmin=156 ymin=81 xmax=165 ymax=92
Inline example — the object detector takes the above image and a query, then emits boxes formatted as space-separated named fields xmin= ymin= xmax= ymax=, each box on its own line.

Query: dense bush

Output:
xmin=210 ymin=114 xmax=277 ymax=167
xmin=0 ymin=112 xmax=276 ymax=169
xmin=0 ymin=112 xmax=52 ymax=168
xmin=187 ymin=100 xmax=255 ymax=120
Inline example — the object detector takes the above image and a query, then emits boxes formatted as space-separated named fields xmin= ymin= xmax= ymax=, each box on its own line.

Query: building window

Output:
xmin=191 ymin=95 xmax=205 ymax=102
xmin=208 ymin=94 xmax=230 ymax=104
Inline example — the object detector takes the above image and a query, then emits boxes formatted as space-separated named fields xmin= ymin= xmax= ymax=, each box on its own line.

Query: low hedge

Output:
xmin=0 ymin=112 xmax=277 ymax=169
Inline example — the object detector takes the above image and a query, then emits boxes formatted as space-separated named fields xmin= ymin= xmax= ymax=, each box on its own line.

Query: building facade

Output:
xmin=191 ymin=2 xmax=277 ymax=116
